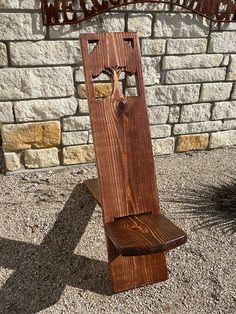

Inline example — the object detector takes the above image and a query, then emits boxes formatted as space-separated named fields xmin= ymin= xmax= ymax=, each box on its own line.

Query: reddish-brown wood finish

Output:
xmin=84 ymin=180 xmax=169 ymax=292
xmin=84 ymin=178 xmax=101 ymax=205
xmin=106 ymin=213 xmax=187 ymax=256
xmin=109 ymin=249 xmax=168 ymax=293
xmin=80 ymin=32 xmax=160 ymax=223
xmin=81 ymin=33 xmax=186 ymax=292
xmin=84 ymin=178 xmax=187 ymax=255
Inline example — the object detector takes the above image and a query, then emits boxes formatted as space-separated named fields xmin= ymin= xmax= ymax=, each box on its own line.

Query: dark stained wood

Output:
xmin=80 ymin=32 xmax=160 ymax=223
xmin=105 ymin=213 xmax=187 ymax=256
xmin=109 ymin=250 xmax=168 ymax=293
xmin=80 ymin=32 xmax=186 ymax=292
xmin=84 ymin=178 xmax=187 ymax=255
xmin=84 ymin=178 xmax=101 ymax=205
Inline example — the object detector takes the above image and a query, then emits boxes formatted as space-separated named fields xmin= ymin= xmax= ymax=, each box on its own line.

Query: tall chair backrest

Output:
xmin=80 ymin=32 xmax=160 ymax=223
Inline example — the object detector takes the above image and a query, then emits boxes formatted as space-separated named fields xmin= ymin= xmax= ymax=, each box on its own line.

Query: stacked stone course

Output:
xmin=0 ymin=1 xmax=236 ymax=172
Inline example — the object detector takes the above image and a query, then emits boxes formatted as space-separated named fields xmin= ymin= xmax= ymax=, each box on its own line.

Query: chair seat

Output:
xmin=105 ymin=213 xmax=187 ymax=256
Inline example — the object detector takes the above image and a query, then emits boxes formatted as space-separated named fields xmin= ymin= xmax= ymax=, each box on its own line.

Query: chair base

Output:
xmin=84 ymin=179 xmax=169 ymax=292
xmin=107 ymin=238 xmax=168 ymax=293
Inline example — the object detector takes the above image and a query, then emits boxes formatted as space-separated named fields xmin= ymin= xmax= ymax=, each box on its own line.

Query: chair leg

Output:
xmin=107 ymin=238 xmax=168 ymax=293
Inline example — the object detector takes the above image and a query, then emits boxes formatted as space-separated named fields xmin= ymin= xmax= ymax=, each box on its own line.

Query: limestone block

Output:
xmin=223 ymin=119 xmax=236 ymax=130
xmin=10 ymin=41 xmax=82 ymax=66
xmin=148 ymin=107 xmax=169 ymax=124
xmin=150 ymin=125 xmax=171 ymax=138
xmin=212 ymin=101 xmax=236 ymax=120
xmin=163 ymin=54 xmax=223 ymax=70
xmin=14 ymin=97 xmax=78 ymax=122
xmin=227 ymin=55 xmax=236 ymax=80
xmin=0 ymin=43 xmax=7 ymax=66
xmin=166 ymin=68 xmax=226 ymax=84
xmin=49 ymin=13 xmax=125 ymax=39
xmin=0 ymin=0 xmax=40 ymax=9
xmin=141 ymin=39 xmax=166 ymax=55
xmin=121 ymin=3 xmax=168 ymax=11
xmin=222 ymin=55 xmax=230 ymax=66
xmin=80 ymin=13 xmax=125 ymax=33
xmin=219 ymin=22 xmax=236 ymax=31
xmin=0 ymin=67 xmax=74 ymax=100
xmin=63 ymin=145 xmax=95 ymax=165
xmin=128 ymin=14 xmax=152 ymax=37
xmin=154 ymin=13 xmax=209 ymax=38
xmin=176 ymin=134 xmax=209 ymax=152
xmin=0 ymin=0 xmax=19 ymax=8
xmin=180 ymin=103 xmax=212 ymax=123
xmin=0 ymin=13 xmax=45 ymax=40
xmin=209 ymin=32 xmax=236 ymax=53
xmin=233 ymin=84 xmax=236 ymax=100
xmin=145 ymin=84 xmax=200 ymax=106
xmin=24 ymin=148 xmax=60 ymax=169
xmin=90 ymin=12 xmax=125 ymax=32
xmin=127 ymin=57 xmax=161 ymax=86
xmin=200 ymin=83 xmax=233 ymax=102
xmin=209 ymin=130 xmax=236 ymax=149
xmin=167 ymin=38 xmax=207 ymax=54
xmin=62 ymin=131 xmax=88 ymax=146
xmin=88 ymin=131 xmax=93 ymax=144
xmin=4 ymin=152 xmax=21 ymax=172
xmin=152 ymin=138 xmax=174 ymax=155
xmin=63 ymin=116 xmax=91 ymax=131
xmin=173 ymin=121 xmax=222 ymax=135
xmin=2 ymin=121 xmax=61 ymax=151
xmin=77 ymin=83 xmax=113 ymax=99
xmin=79 ymin=100 xmax=89 ymax=114
xmin=75 ymin=67 xmax=85 ymax=82
xmin=0 ymin=102 xmax=14 ymax=124
xmin=168 ymin=106 xmax=180 ymax=123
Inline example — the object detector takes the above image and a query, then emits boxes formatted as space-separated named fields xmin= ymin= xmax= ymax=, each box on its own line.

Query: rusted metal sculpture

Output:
xmin=80 ymin=32 xmax=187 ymax=292
xmin=41 ymin=0 xmax=236 ymax=26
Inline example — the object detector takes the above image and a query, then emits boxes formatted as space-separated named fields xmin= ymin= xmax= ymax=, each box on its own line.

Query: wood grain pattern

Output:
xmin=80 ymin=32 xmax=160 ymax=223
xmin=106 ymin=213 xmax=187 ymax=256
xmin=85 ymin=178 xmax=187 ymax=255
xmin=80 ymin=32 xmax=186 ymax=292
xmin=109 ymin=249 xmax=168 ymax=293
xmin=84 ymin=178 xmax=101 ymax=205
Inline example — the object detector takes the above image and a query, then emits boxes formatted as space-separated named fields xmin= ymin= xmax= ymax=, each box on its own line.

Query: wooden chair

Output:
xmin=80 ymin=32 xmax=187 ymax=293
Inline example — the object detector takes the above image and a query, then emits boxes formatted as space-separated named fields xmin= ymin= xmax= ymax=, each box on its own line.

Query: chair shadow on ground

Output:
xmin=0 ymin=183 xmax=111 ymax=314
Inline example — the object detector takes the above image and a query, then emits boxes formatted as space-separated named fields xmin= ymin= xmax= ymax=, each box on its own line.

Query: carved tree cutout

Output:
xmin=104 ymin=66 xmax=126 ymax=98
xmin=92 ymin=66 xmax=141 ymax=100
xmin=92 ymin=66 xmax=129 ymax=99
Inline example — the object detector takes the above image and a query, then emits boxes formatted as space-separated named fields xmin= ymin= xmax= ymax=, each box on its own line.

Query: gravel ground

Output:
xmin=0 ymin=147 xmax=235 ymax=314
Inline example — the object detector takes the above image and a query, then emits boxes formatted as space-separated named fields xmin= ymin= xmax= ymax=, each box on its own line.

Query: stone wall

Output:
xmin=0 ymin=1 xmax=236 ymax=172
